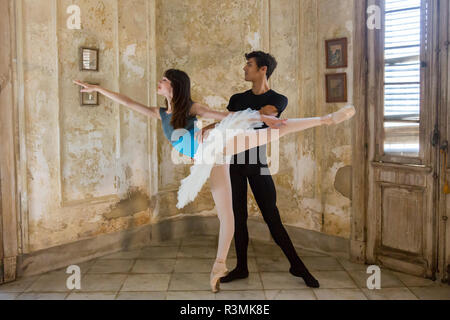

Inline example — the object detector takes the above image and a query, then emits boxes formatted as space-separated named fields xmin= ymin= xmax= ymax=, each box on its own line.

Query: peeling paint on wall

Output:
xmin=203 ymin=95 xmax=228 ymax=109
xmin=104 ymin=189 xmax=150 ymax=220
xmin=246 ymin=32 xmax=261 ymax=51
xmin=122 ymin=44 xmax=145 ymax=79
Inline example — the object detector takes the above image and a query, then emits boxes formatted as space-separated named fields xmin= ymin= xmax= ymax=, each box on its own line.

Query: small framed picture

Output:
xmin=325 ymin=38 xmax=347 ymax=69
xmin=80 ymin=83 xmax=99 ymax=106
xmin=326 ymin=73 xmax=347 ymax=103
xmin=79 ymin=47 xmax=99 ymax=71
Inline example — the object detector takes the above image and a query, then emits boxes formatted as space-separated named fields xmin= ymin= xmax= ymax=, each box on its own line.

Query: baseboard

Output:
xmin=17 ymin=224 xmax=152 ymax=277
xmin=16 ymin=215 xmax=350 ymax=277
xmin=150 ymin=215 xmax=220 ymax=242
xmin=247 ymin=217 xmax=350 ymax=259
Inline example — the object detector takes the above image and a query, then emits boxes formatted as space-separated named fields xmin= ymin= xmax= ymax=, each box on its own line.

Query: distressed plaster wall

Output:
xmin=13 ymin=0 xmax=355 ymax=254
xmin=15 ymin=0 xmax=155 ymax=252
xmin=278 ymin=0 xmax=355 ymax=238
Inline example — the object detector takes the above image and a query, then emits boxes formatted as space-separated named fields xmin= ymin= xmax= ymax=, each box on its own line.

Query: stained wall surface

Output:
xmin=11 ymin=0 xmax=355 ymax=253
xmin=16 ymin=0 xmax=155 ymax=252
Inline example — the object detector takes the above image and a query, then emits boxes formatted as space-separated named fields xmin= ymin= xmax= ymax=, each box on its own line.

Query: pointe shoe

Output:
xmin=210 ymin=259 xmax=229 ymax=293
xmin=325 ymin=105 xmax=356 ymax=125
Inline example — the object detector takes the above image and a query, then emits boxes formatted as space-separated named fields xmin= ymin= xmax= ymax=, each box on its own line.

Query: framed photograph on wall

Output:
xmin=325 ymin=38 xmax=347 ymax=69
xmin=79 ymin=47 xmax=99 ymax=71
xmin=80 ymin=83 xmax=99 ymax=106
xmin=326 ymin=73 xmax=347 ymax=103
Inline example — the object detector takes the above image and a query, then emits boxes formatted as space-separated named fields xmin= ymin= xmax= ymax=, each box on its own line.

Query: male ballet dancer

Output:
xmin=199 ymin=51 xmax=320 ymax=288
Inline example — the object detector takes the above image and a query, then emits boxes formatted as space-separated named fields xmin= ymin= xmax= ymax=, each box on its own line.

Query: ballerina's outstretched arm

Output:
xmin=222 ymin=105 xmax=356 ymax=156
xmin=73 ymin=80 xmax=161 ymax=119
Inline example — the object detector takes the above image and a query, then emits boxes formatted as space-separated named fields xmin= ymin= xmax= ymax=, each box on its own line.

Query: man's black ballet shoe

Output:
xmin=219 ymin=268 xmax=249 ymax=283
xmin=289 ymin=267 xmax=320 ymax=288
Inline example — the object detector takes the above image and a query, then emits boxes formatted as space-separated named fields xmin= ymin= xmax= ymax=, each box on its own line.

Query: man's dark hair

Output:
xmin=245 ymin=51 xmax=278 ymax=80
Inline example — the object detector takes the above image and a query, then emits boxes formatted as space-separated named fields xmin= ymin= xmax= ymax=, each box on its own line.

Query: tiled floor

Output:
xmin=1 ymin=235 xmax=450 ymax=300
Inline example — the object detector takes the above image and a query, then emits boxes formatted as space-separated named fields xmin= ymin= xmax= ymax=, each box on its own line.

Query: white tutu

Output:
xmin=176 ymin=108 xmax=263 ymax=209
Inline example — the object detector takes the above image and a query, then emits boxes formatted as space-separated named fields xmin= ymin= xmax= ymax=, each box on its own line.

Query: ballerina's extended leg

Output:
xmin=224 ymin=105 xmax=356 ymax=156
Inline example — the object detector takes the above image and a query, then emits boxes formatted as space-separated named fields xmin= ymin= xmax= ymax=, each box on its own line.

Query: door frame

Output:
xmin=350 ymin=0 xmax=369 ymax=264
xmin=0 ymin=0 xmax=19 ymax=284
xmin=437 ymin=0 xmax=450 ymax=284
xmin=352 ymin=0 xmax=446 ymax=281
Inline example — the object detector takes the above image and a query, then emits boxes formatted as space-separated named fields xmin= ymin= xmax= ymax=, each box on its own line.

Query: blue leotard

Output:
xmin=159 ymin=106 xmax=200 ymax=159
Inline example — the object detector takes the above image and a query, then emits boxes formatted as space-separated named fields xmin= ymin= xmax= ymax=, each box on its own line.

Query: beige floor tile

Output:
xmin=337 ymin=258 xmax=370 ymax=271
xmin=140 ymin=246 xmax=179 ymax=259
xmin=132 ymin=259 xmax=176 ymax=273
xmin=121 ymin=274 xmax=171 ymax=292
xmin=46 ymin=261 xmax=96 ymax=275
xmin=361 ymin=287 xmax=418 ymax=300
xmin=247 ymin=246 xmax=256 ymax=257
xmin=251 ymin=239 xmax=277 ymax=247
xmin=296 ymin=248 xmax=328 ymax=257
xmin=302 ymin=256 xmax=344 ymax=271
xmin=25 ymin=273 xmax=74 ymax=293
xmin=348 ymin=269 xmax=404 ymax=289
xmin=252 ymin=243 xmax=284 ymax=257
xmin=313 ymin=288 xmax=367 ymax=300
xmin=181 ymin=236 xmax=218 ymax=247
xmin=168 ymin=273 xmax=211 ymax=291
xmin=76 ymin=259 xmax=99 ymax=274
xmin=77 ymin=274 xmax=127 ymax=292
xmin=66 ymin=292 xmax=116 ymax=300
xmin=408 ymin=286 xmax=450 ymax=300
xmin=99 ymin=249 xmax=142 ymax=260
xmin=174 ymin=258 xmax=215 ymax=273
xmin=313 ymin=271 xmax=358 ymax=289
xmin=40 ymin=267 xmax=76 ymax=277
xmin=0 ymin=275 xmax=40 ymax=293
xmin=214 ymin=290 xmax=266 ymax=300
xmin=260 ymin=272 xmax=308 ymax=290
xmin=264 ymin=289 xmax=316 ymax=300
xmin=167 ymin=290 xmax=216 ymax=300
xmin=256 ymin=256 xmax=290 ymax=272
xmin=174 ymin=257 xmax=257 ymax=274
xmin=177 ymin=246 xmax=217 ymax=258
xmin=391 ymin=271 xmax=441 ymax=287
xmin=0 ymin=292 xmax=21 ymax=300
xmin=227 ymin=245 xmax=256 ymax=258
xmin=16 ymin=292 xmax=69 ymax=300
xmin=88 ymin=259 xmax=135 ymax=274
xmin=219 ymin=273 xmax=263 ymax=291
xmin=116 ymin=291 xmax=167 ymax=300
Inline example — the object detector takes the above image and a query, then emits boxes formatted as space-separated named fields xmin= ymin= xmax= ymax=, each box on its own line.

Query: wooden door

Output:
xmin=437 ymin=0 xmax=450 ymax=284
xmin=366 ymin=0 xmax=440 ymax=279
xmin=0 ymin=165 xmax=3 ymax=284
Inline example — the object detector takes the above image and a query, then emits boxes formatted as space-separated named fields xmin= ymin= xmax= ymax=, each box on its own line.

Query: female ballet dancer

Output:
xmin=73 ymin=70 xmax=285 ymax=292
xmin=74 ymin=70 xmax=355 ymax=293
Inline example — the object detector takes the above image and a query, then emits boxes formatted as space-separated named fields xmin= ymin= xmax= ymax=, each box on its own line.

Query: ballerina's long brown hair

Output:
xmin=164 ymin=69 xmax=194 ymax=129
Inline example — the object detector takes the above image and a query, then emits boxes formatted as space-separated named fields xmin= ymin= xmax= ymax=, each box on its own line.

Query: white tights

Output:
xmin=209 ymin=163 xmax=234 ymax=262
xmin=224 ymin=117 xmax=324 ymax=156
